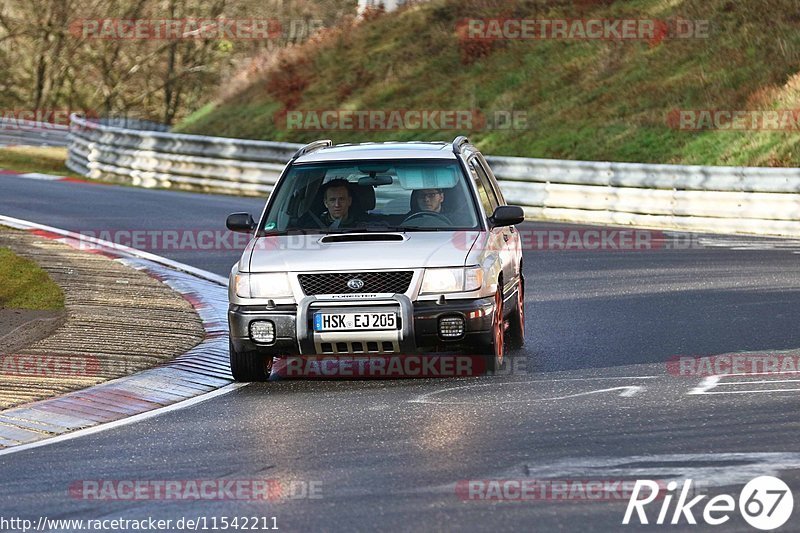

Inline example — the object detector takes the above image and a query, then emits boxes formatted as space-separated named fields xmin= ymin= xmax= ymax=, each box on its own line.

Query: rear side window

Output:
xmin=468 ymin=158 xmax=499 ymax=216
xmin=476 ymin=155 xmax=506 ymax=205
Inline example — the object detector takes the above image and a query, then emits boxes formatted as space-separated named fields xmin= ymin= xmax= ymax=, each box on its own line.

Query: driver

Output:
xmin=415 ymin=188 xmax=444 ymax=213
xmin=318 ymin=179 xmax=365 ymax=229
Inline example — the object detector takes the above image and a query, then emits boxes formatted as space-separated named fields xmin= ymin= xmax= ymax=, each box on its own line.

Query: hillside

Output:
xmin=175 ymin=0 xmax=800 ymax=166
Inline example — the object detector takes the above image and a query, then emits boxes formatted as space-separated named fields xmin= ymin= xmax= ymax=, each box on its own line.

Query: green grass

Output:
xmin=0 ymin=243 xmax=65 ymax=310
xmin=0 ymin=146 xmax=70 ymax=175
xmin=175 ymin=0 xmax=800 ymax=167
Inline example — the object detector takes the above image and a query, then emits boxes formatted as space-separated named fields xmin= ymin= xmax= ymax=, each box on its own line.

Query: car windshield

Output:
xmin=259 ymin=159 xmax=480 ymax=234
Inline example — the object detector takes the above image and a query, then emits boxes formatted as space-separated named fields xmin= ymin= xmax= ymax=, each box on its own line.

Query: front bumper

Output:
xmin=229 ymin=295 xmax=495 ymax=355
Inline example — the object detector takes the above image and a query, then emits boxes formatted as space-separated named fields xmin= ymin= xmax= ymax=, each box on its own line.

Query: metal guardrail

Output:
xmin=492 ymin=157 xmax=800 ymax=236
xmin=95 ymin=117 xmax=172 ymax=132
xmin=66 ymin=114 xmax=800 ymax=236
xmin=0 ymin=117 xmax=71 ymax=147
xmin=67 ymin=114 xmax=295 ymax=194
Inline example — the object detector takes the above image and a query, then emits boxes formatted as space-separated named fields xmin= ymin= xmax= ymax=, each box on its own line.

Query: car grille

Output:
xmin=298 ymin=271 xmax=413 ymax=295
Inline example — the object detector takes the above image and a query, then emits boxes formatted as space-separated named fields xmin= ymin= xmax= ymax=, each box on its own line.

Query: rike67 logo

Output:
xmin=623 ymin=477 xmax=794 ymax=530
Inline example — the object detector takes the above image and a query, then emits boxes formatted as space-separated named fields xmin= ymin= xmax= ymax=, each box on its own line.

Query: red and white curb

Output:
xmin=0 ymin=168 xmax=98 ymax=185
xmin=0 ymin=216 xmax=242 ymax=455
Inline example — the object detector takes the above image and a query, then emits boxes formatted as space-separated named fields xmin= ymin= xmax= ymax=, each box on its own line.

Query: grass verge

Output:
xmin=175 ymin=0 xmax=800 ymax=166
xmin=0 ymin=146 xmax=70 ymax=175
xmin=0 ymin=234 xmax=65 ymax=310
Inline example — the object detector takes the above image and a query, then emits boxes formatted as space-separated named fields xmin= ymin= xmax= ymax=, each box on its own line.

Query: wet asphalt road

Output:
xmin=1 ymin=175 xmax=799 ymax=532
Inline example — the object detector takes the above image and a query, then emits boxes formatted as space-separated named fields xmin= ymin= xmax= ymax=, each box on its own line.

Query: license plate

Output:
xmin=313 ymin=312 xmax=397 ymax=332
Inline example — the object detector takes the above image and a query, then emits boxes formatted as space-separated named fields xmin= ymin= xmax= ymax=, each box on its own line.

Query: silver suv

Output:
xmin=226 ymin=136 xmax=525 ymax=381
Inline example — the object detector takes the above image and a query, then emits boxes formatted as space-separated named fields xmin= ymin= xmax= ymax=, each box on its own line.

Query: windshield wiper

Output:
xmin=263 ymin=225 xmax=468 ymax=236
xmin=362 ymin=225 xmax=409 ymax=232
xmin=319 ymin=226 xmax=406 ymax=234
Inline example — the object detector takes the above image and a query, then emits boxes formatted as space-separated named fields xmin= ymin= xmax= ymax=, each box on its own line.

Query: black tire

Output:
xmin=506 ymin=275 xmax=525 ymax=349
xmin=482 ymin=288 xmax=505 ymax=374
xmin=229 ymin=339 xmax=272 ymax=382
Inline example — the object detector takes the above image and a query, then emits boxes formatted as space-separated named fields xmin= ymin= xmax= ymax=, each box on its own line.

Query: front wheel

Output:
xmin=482 ymin=289 xmax=505 ymax=374
xmin=229 ymin=339 xmax=273 ymax=382
xmin=506 ymin=276 xmax=525 ymax=349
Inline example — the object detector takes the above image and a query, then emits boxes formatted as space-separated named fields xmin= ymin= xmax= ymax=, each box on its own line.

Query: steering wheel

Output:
xmin=401 ymin=210 xmax=452 ymax=226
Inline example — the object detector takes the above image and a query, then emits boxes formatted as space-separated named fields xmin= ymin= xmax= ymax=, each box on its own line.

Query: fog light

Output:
xmin=439 ymin=316 xmax=465 ymax=338
xmin=249 ymin=320 xmax=275 ymax=344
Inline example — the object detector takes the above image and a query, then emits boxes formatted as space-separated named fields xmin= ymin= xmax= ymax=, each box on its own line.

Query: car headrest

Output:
xmin=304 ymin=186 xmax=325 ymax=217
xmin=409 ymin=189 xmax=422 ymax=214
xmin=352 ymin=183 xmax=376 ymax=211
xmin=440 ymin=187 xmax=458 ymax=212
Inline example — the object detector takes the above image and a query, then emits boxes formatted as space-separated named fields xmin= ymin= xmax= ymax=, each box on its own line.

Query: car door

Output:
xmin=467 ymin=156 xmax=516 ymax=297
xmin=476 ymin=154 xmax=522 ymax=292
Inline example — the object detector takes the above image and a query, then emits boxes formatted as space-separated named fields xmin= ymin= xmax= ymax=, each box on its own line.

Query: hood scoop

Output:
xmin=319 ymin=233 xmax=405 ymax=244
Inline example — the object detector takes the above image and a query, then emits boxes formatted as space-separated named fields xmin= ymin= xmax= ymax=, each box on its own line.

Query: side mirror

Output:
xmin=489 ymin=205 xmax=525 ymax=228
xmin=226 ymin=212 xmax=256 ymax=233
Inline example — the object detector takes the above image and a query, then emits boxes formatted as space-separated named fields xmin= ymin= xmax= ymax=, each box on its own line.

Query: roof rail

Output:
xmin=292 ymin=139 xmax=333 ymax=160
xmin=451 ymin=135 xmax=470 ymax=154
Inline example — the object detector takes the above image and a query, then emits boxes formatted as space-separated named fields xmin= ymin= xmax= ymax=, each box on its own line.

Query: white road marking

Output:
xmin=16 ymin=172 xmax=64 ymax=181
xmin=532 ymin=386 xmax=644 ymax=401
xmin=698 ymin=388 xmax=800 ymax=395
xmin=409 ymin=377 xmax=655 ymax=405
xmin=720 ymin=378 xmax=800 ymax=385
xmin=688 ymin=371 xmax=800 ymax=395
xmin=687 ymin=375 xmax=720 ymax=395
xmin=0 ymin=383 xmax=248 ymax=458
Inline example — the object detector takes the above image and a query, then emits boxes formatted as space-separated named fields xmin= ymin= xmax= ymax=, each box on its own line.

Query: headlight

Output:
xmin=463 ymin=267 xmax=483 ymax=292
xmin=420 ymin=266 xmax=483 ymax=294
xmin=234 ymin=272 xmax=293 ymax=298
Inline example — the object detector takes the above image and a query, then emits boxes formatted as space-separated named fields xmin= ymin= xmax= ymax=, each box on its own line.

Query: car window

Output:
xmin=468 ymin=157 xmax=499 ymax=216
xmin=260 ymin=159 xmax=480 ymax=233
xmin=476 ymin=155 xmax=506 ymax=205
